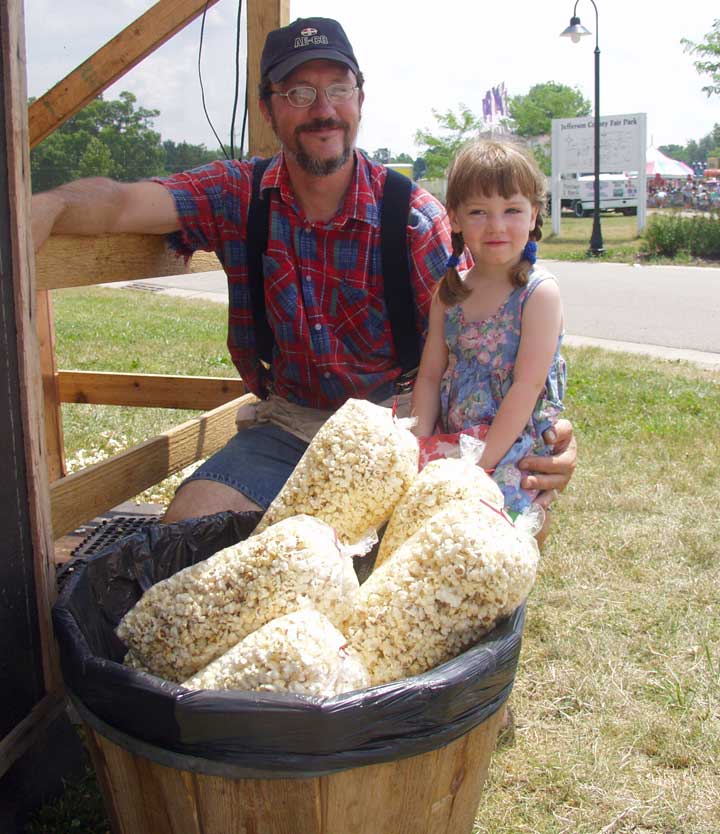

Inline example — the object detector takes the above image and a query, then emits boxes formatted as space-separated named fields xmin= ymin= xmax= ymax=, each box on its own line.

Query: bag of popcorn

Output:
xmin=255 ymin=398 xmax=419 ymax=544
xmin=376 ymin=452 xmax=504 ymax=568
xmin=183 ymin=609 xmax=369 ymax=697
xmin=117 ymin=515 xmax=358 ymax=682
xmin=345 ymin=498 xmax=539 ymax=686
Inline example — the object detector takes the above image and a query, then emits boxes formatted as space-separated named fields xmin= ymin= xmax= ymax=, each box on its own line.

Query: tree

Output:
xmin=31 ymin=91 xmax=165 ymax=192
xmin=77 ymin=136 xmax=116 ymax=179
xmin=508 ymin=82 xmax=591 ymax=138
xmin=391 ymin=152 xmax=413 ymax=164
xmin=657 ymin=143 xmax=689 ymax=164
xmin=529 ymin=145 xmax=551 ymax=177
xmin=163 ymin=140 xmax=218 ymax=174
xmin=414 ymin=105 xmax=482 ymax=178
xmin=657 ymin=125 xmax=720 ymax=167
xmin=682 ymin=19 xmax=720 ymax=97
xmin=371 ymin=147 xmax=391 ymax=164
xmin=698 ymin=123 xmax=720 ymax=161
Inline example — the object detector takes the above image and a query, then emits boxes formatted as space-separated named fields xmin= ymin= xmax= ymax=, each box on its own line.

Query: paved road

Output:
xmin=116 ymin=259 xmax=720 ymax=370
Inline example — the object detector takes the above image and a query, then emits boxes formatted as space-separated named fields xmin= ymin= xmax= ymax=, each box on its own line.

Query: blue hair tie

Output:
xmin=446 ymin=253 xmax=460 ymax=269
xmin=523 ymin=240 xmax=538 ymax=265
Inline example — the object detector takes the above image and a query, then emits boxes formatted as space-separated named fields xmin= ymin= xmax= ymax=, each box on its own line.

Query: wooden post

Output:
xmin=246 ymin=0 xmax=289 ymax=157
xmin=0 ymin=0 xmax=64 ymax=777
xmin=37 ymin=290 xmax=66 ymax=481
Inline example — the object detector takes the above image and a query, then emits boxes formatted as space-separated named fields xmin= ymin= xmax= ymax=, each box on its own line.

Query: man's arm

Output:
xmin=32 ymin=177 xmax=179 ymax=252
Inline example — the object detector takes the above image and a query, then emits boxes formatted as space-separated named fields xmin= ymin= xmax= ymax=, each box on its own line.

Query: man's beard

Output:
xmin=275 ymin=115 xmax=354 ymax=176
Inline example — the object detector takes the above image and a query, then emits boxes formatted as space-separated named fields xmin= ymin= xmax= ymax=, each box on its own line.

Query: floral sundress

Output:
xmin=435 ymin=267 xmax=566 ymax=513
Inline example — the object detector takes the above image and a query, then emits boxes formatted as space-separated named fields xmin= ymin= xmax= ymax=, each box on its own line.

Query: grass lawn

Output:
xmin=543 ymin=213 xmax=643 ymax=262
xmin=543 ymin=210 xmax=720 ymax=266
xmin=29 ymin=287 xmax=720 ymax=833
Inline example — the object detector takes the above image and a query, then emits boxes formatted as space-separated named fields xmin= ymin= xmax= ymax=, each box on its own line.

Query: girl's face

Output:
xmin=449 ymin=191 xmax=538 ymax=270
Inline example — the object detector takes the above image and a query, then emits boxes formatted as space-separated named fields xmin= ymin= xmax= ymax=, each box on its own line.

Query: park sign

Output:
xmin=550 ymin=112 xmax=647 ymax=235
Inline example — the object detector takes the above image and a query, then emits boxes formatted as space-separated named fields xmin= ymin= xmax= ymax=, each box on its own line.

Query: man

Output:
xmin=32 ymin=17 xmax=576 ymax=532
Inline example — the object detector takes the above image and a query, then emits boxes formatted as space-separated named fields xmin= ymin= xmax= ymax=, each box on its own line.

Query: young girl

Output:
xmin=411 ymin=139 xmax=566 ymax=514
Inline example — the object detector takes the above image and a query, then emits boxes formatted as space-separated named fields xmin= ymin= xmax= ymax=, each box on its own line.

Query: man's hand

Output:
xmin=519 ymin=418 xmax=577 ymax=509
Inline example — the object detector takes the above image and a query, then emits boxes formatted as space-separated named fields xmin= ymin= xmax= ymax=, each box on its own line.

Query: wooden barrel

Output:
xmin=80 ymin=699 xmax=503 ymax=834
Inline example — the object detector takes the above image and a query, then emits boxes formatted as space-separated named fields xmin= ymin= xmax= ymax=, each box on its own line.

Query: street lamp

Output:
xmin=561 ymin=1 xmax=604 ymax=256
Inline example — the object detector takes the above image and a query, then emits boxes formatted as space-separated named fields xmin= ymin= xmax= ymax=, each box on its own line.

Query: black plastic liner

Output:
xmin=52 ymin=510 xmax=526 ymax=776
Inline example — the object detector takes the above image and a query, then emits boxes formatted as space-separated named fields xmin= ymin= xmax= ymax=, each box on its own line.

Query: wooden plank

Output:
xmin=0 ymin=694 xmax=67 ymax=779
xmin=1 ymin=0 xmax=63 ymax=721
xmin=320 ymin=713 xmax=503 ymax=834
xmin=35 ymin=233 xmax=190 ymax=291
xmin=37 ymin=290 xmax=66 ymax=480
xmin=28 ymin=0 xmax=222 ymax=148
xmin=50 ymin=394 xmax=255 ymax=538
xmin=87 ymin=729 xmax=151 ymax=834
xmin=81 ymin=713 xmax=502 ymax=834
xmin=246 ymin=0 xmax=289 ymax=157
xmin=58 ymin=370 xmax=245 ymax=410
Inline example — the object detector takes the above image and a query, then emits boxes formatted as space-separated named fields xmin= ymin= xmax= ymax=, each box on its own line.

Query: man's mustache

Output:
xmin=295 ymin=118 xmax=349 ymax=137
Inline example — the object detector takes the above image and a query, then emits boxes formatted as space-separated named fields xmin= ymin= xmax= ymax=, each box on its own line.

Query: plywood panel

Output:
xmin=35 ymin=233 xmax=190 ymax=290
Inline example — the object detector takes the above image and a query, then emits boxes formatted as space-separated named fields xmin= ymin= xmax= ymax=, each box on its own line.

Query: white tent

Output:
xmin=646 ymin=146 xmax=694 ymax=179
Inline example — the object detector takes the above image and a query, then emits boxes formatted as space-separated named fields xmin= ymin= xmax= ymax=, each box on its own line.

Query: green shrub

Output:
xmin=642 ymin=212 xmax=720 ymax=258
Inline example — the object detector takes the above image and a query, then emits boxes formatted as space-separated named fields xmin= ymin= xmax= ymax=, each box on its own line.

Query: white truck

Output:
xmin=560 ymin=173 xmax=639 ymax=217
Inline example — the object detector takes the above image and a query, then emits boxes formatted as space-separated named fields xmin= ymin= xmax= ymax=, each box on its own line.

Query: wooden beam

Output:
xmin=28 ymin=0 xmax=222 ymax=148
xmin=37 ymin=291 xmax=66 ymax=480
xmin=0 ymin=694 xmax=66 ymax=779
xmin=246 ymin=0 xmax=289 ymax=157
xmin=50 ymin=394 xmax=256 ymax=539
xmin=2 ymin=0 xmax=63 ymax=721
xmin=58 ymin=370 xmax=245 ymax=410
xmin=35 ymin=233 xmax=189 ymax=290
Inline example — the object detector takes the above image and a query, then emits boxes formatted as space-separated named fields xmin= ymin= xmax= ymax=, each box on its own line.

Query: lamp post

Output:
xmin=561 ymin=1 xmax=604 ymax=256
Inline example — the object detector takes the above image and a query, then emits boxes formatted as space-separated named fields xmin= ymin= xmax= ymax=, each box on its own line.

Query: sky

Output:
xmin=23 ymin=0 xmax=719 ymax=159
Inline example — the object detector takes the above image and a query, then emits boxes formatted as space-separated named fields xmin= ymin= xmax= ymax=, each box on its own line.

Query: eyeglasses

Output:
xmin=270 ymin=83 xmax=358 ymax=108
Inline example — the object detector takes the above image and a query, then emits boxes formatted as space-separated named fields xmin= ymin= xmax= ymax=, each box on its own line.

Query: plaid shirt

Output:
xmin=158 ymin=151 xmax=451 ymax=408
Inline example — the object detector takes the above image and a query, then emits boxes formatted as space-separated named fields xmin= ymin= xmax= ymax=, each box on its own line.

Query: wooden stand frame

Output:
xmin=2 ymin=0 xmax=288 ymax=777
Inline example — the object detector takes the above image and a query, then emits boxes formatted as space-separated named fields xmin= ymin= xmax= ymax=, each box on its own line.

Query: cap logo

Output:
xmin=294 ymin=33 xmax=329 ymax=49
xmin=299 ymin=27 xmax=318 ymax=36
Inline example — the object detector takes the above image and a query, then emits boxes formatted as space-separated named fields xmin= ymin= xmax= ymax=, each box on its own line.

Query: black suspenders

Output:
xmin=246 ymin=159 xmax=420 ymax=388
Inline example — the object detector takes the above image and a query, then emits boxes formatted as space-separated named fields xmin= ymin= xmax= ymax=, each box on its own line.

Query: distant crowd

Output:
xmin=648 ymin=178 xmax=720 ymax=210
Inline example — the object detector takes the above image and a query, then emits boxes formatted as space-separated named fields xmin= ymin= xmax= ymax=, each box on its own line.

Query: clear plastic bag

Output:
xmin=255 ymin=398 xmax=419 ymax=544
xmin=182 ymin=609 xmax=370 ymax=697
xmin=116 ymin=515 xmax=359 ymax=682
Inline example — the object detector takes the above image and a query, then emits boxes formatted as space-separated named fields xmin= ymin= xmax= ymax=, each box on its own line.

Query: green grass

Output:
xmin=25 ymin=767 xmax=109 ymax=834
xmin=31 ymin=287 xmax=720 ymax=833
xmin=543 ymin=213 xmax=643 ymax=262
xmin=543 ymin=210 xmax=720 ymax=265
xmin=53 ymin=285 xmax=234 ymax=502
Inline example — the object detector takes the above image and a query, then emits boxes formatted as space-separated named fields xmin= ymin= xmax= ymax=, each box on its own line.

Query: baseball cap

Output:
xmin=260 ymin=17 xmax=360 ymax=83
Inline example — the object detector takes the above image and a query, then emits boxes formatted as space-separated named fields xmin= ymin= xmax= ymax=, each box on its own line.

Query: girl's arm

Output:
xmin=479 ymin=280 xmax=563 ymax=471
xmin=410 ymin=294 xmax=449 ymax=436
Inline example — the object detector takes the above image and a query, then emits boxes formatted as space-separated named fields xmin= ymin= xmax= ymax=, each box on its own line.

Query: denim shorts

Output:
xmin=180 ymin=423 xmax=309 ymax=509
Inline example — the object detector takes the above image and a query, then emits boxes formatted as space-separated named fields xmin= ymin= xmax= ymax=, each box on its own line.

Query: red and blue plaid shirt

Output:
xmin=158 ymin=151 xmax=451 ymax=408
